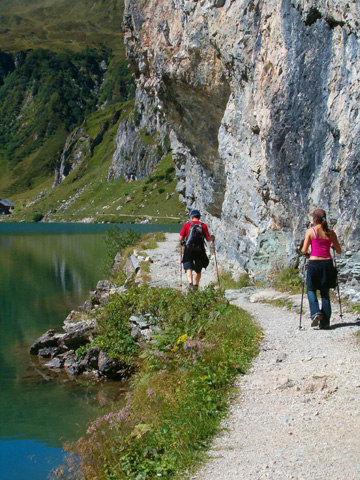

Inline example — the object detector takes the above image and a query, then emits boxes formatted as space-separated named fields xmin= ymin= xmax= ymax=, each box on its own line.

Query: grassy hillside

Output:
xmin=0 ymin=0 xmax=186 ymax=224
xmin=6 ymin=99 xmax=186 ymax=224
xmin=0 ymin=0 xmax=125 ymax=54
xmin=0 ymin=47 xmax=134 ymax=196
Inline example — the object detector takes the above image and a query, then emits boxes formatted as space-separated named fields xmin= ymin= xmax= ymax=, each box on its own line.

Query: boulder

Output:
xmin=63 ymin=352 xmax=85 ymax=376
xmin=79 ymin=346 xmax=100 ymax=371
xmin=44 ymin=356 xmax=65 ymax=369
xmin=90 ymin=280 xmax=115 ymax=305
xmin=96 ymin=280 xmax=114 ymax=294
xmin=98 ymin=351 xmax=124 ymax=379
xmin=112 ymin=252 xmax=123 ymax=272
xmin=79 ymin=299 xmax=93 ymax=311
xmin=29 ymin=330 xmax=64 ymax=355
xmin=38 ymin=347 xmax=60 ymax=358
xmin=59 ymin=329 xmax=92 ymax=350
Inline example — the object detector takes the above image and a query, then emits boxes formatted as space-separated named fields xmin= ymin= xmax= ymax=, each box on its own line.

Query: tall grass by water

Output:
xmin=55 ymin=285 xmax=261 ymax=480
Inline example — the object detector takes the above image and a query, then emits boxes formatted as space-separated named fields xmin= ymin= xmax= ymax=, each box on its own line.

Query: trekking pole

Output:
xmin=332 ymin=247 xmax=343 ymax=318
xmin=180 ymin=242 xmax=183 ymax=288
xmin=212 ymin=240 xmax=220 ymax=287
xmin=299 ymin=255 xmax=308 ymax=330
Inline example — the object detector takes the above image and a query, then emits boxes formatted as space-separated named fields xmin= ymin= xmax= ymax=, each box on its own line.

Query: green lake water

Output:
xmin=0 ymin=223 xmax=179 ymax=480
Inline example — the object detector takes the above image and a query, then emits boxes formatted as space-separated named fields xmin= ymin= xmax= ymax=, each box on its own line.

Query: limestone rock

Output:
xmin=122 ymin=0 xmax=360 ymax=289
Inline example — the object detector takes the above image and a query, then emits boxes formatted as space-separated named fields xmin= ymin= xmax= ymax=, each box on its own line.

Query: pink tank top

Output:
xmin=310 ymin=228 xmax=333 ymax=258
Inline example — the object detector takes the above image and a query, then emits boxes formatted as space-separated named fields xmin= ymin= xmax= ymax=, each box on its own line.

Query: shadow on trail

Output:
xmin=329 ymin=319 xmax=360 ymax=330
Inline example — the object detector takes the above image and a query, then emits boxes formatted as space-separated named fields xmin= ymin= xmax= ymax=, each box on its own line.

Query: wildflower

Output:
xmin=151 ymin=350 xmax=166 ymax=359
xmin=114 ymin=403 xmax=132 ymax=422
xmin=184 ymin=338 xmax=215 ymax=353
xmin=176 ymin=334 xmax=189 ymax=345
xmin=146 ymin=388 xmax=156 ymax=399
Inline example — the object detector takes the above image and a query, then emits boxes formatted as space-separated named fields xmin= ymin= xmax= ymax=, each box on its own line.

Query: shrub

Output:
xmin=104 ymin=228 xmax=142 ymax=271
xmin=219 ymin=271 xmax=250 ymax=289
xmin=32 ymin=213 xmax=44 ymax=223
xmin=272 ymin=267 xmax=302 ymax=294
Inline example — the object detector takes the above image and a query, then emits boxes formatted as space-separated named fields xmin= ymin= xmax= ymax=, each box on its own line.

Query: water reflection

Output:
xmin=0 ymin=230 xmax=112 ymax=462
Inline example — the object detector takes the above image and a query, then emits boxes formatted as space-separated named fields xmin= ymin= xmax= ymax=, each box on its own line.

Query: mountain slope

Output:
xmin=0 ymin=0 xmax=125 ymax=53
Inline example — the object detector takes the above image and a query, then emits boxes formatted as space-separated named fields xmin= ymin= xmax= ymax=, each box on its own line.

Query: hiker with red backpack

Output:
xmin=179 ymin=209 xmax=215 ymax=291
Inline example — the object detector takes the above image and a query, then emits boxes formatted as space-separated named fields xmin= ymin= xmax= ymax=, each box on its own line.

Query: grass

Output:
xmin=54 ymin=284 xmax=261 ymax=480
xmin=262 ymin=298 xmax=295 ymax=310
xmin=351 ymin=302 xmax=360 ymax=315
xmin=0 ymin=0 xmax=126 ymax=55
xmin=270 ymin=267 xmax=303 ymax=294
xmin=218 ymin=270 xmax=250 ymax=290
xmin=4 ymin=100 xmax=186 ymax=224
xmin=0 ymin=0 xmax=141 ymax=218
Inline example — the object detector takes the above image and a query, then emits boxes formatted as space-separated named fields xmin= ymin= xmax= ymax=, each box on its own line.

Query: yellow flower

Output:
xmin=176 ymin=334 xmax=189 ymax=345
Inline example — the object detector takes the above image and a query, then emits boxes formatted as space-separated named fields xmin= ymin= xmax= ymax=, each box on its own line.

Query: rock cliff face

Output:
xmin=122 ymin=0 xmax=360 ymax=281
xmin=108 ymin=89 xmax=171 ymax=182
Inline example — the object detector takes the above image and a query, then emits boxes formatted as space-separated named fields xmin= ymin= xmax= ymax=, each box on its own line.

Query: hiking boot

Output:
xmin=311 ymin=313 xmax=322 ymax=327
xmin=188 ymin=283 xmax=194 ymax=292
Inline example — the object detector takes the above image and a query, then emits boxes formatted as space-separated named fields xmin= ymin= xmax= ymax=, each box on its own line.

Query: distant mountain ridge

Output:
xmin=0 ymin=0 xmax=185 ymax=224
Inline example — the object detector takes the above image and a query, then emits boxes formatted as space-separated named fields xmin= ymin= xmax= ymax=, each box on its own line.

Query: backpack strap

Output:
xmin=312 ymin=227 xmax=317 ymax=238
xmin=186 ymin=221 xmax=193 ymax=238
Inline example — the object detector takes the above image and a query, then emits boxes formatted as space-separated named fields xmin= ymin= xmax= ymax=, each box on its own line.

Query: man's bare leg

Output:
xmin=186 ymin=269 xmax=193 ymax=285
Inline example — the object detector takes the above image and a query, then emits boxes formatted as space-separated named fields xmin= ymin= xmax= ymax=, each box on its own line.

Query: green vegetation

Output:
xmin=104 ymin=228 xmax=142 ymax=270
xmin=219 ymin=270 xmax=250 ymax=289
xmin=263 ymin=298 xmax=295 ymax=310
xmin=0 ymin=0 xmax=126 ymax=54
xmin=32 ymin=213 xmax=44 ymax=223
xmin=59 ymin=285 xmax=261 ymax=480
xmin=0 ymin=46 xmax=134 ymax=197
xmin=351 ymin=302 xmax=360 ymax=315
xmin=6 ymin=140 xmax=185 ymax=223
xmin=271 ymin=267 xmax=303 ymax=294
xmin=0 ymin=0 xmax=186 ymax=224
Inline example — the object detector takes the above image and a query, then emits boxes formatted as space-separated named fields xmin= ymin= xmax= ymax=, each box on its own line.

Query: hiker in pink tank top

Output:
xmin=301 ymin=208 xmax=341 ymax=329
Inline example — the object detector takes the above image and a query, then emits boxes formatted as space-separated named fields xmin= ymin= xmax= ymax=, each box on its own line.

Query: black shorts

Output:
xmin=306 ymin=259 xmax=337 ymax=290
xmin=182 ymin=247 xmax=209 ymax=273
xmin=183 ymin=258 xmax=206 ymax=274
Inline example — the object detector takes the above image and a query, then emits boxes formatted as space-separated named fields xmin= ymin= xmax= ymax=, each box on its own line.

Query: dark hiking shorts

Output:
xmin=183 ymin=258 xmax=206 ymax=274
xmin=306 ymin=259 xmax=337 ymax=290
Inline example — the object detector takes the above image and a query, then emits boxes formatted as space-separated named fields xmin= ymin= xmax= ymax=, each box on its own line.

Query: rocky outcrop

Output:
xmin=0 ymin=52 xmax=15 ymax=84
xmin=29 ymin=251 xmax=156 ymax=379
xmin=53 ymin=125 xmax=90 ymax=187
xmin=122 ymin=0 xmax=360 ymax=285
xmin=108 ymin=89 xmax=171 ymax=182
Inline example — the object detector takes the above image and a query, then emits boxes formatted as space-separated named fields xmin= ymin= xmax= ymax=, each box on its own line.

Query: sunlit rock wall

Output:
xmin=123 ymin=0 xmax=360 ymax=283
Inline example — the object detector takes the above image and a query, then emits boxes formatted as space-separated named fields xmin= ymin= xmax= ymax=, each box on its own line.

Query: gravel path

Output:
xmin=146 ymin=233 xmax=360 ymax=480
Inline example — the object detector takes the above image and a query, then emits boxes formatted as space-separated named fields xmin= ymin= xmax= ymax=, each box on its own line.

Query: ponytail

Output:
xmin=311 ymin=209 xmax=332 ymax=238
xmin=321 ymin=217 xmax=331 ymax=238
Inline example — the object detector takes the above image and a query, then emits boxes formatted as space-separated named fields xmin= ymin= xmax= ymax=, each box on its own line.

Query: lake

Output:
xmin=0 ymin=223 xmax=179 ymax=480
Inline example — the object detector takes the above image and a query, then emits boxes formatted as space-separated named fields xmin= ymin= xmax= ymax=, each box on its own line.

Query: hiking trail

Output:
xmin=145 ymin=233 xmax=360 ymax=480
